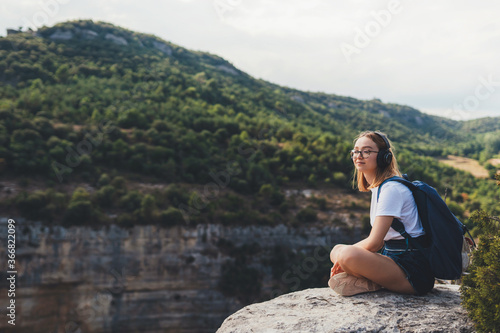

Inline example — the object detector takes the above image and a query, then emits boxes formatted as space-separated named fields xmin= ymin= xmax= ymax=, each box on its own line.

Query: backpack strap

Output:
xmin=377 ymin=175 xmax=419 ymax=202
xmin=391 ymin=218 xmax=410 ymax=239
xmin=376 ymin=176 xmax=401 ymax=202
xmin=376 ymin=176 xmax=412 ymax=237
xmin=389 ymin=218 xmax=410 ymax=254
xmin=377 ymin=176 xmax=425 ymax=253
xmin=391 ymin=217 xmax=428 ymax=254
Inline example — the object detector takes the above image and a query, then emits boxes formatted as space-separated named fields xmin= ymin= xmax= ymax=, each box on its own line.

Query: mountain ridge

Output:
xmin=0 ymin=19 xmax=498 ymax=227
xmin=4 ymin=20 xmax=499 ymax=138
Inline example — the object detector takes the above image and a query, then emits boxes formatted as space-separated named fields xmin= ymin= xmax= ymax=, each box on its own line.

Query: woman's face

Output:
xmin=353 ymin=136 xmax=379 ymax=173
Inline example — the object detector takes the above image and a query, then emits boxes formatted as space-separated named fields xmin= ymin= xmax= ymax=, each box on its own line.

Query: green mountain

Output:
xmin=0 ymin=20 xmax=498 ymax=228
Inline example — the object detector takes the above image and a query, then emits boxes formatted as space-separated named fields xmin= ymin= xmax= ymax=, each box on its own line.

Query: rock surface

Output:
xmin=153 ymin=40 xmax=173 ymax=55
xmin=217 ymin=285 xmax=475 ymax=333
xmin=49 ymin=29 xmax=73 ymax=40
xmin=0 ymin=219 xmax=355 ymax=333
xmin=105 ymin=33 xmax=128 ymax=45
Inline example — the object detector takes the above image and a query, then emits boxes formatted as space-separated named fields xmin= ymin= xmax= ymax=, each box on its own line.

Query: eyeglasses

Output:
xmin=350 ymin=149 xmax=379 ymax=159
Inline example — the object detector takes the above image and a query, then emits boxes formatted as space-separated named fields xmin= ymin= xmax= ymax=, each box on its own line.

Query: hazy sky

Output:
xmin=2 ymin=0 xmax=500 ymax=120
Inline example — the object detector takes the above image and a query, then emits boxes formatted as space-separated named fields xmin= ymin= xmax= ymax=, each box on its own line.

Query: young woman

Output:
xmin=328 ymin=131 xmax=434 ymax=296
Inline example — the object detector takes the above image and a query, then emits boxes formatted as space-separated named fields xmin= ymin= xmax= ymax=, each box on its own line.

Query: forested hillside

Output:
xmin=0 ymin=20 xmax=498 ymax=232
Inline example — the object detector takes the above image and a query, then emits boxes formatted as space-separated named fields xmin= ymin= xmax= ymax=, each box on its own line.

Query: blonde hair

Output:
xmin=352 ymin=131 xmax=402 ymax=192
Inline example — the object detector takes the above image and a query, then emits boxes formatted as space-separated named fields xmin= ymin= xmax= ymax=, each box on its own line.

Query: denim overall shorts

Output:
xmin=382 ymin=237 xmax=435 ymax=295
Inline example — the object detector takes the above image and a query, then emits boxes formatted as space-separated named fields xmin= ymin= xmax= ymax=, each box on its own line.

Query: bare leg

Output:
xmin=330 ymin=244 xmax=347 ymax=263
xmin=331 ymin=245 xmax=415 ymax=295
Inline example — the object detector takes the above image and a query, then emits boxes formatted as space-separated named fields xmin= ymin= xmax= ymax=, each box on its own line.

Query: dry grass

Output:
xmin=487 ymin=158 xmax=500 ymax=167
xmin=436 ymin=155 xmax=489 ymax=178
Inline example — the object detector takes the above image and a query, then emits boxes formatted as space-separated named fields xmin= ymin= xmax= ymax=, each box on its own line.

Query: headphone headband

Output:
xmin=374 ymin=131 xmax=390 ymax=150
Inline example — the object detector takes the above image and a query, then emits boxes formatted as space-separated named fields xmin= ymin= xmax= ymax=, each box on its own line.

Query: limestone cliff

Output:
xmin=0 ymin=218 xmax=355 ymax=333
xmin=216 ymin=285 xmax=475 ymax=333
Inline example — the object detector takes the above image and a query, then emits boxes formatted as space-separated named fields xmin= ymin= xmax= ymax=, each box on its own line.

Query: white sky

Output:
xmin=2 ymin=0 xmax=500 ymax=120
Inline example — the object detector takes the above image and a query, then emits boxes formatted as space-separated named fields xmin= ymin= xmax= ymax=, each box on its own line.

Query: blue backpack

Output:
xmin=378 ymin=175 xmax=473 ymax=280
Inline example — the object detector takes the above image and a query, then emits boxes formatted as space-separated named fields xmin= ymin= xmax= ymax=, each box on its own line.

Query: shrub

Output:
xmin=116 ymin=213 xmax=137 ymax=228
xmin=296 ymin=205 xmax=317 ymax=223
xmin=151 ymin=119 xmax=169 ymax=132
xmin=111 ymin=176 xmax=127 ymax=191
xmin=270 ymin=190 xmax=285 ymax=206
xmin=97 ymin=173 xmax=110 ymax=188
xmin=94 ymin=185 xmax=116 ymax=208
xmin=159 ymin=207 xmax=185 ymax=226
xmin=231 ymin=178 xmax=250 ymax=194
xmin=216 ymin=211 xmax=235 ymax=226
xmin=140 ymin=194 xmax=157 ymax=221
xmin=16 ymin=190 xmax=48 ymax=220
xmin=446 ymin=199 xmax=465 ymax=219
xmin=259 ymin=184 xmax=285 ymax=206
xmin=218 ymin=193 xmax=244 ymax=212
xmin=71 ymin=187 xmax=91 ymax=202
xmin=165 ymin=184 xmax=189 ymax=206
xmin=310 ymin=195 xmax=327 ymax=210
xmin=64 ymin=200 xmax=93 ymax=225
xmin=332 ymin=171 xmax=347 ymax=185
xmin=279 ymin=202 xmax=289 ymax=214
xmin=461 ymin=175 xmax=500 ymax=332
xmin=259 ymin=184 xmax=273 ymax=197
xmin=119 ymin=190 xmax=142 ymax=212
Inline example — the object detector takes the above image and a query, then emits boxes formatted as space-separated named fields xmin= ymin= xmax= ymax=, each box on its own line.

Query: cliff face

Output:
xmin=216 ymin=285 xmax=475 ymax=333
xmin=0 ymin=218 xmax=355 ymax=333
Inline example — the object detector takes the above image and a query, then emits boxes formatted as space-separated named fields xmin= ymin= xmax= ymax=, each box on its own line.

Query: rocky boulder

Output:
xmin=153 ymin=41 xmax=173 ymax=56
xmin=49 ymin=29 xmax=73 ymax=40
xmin=217 ymin=284 xmax=475 ymax=332
xmin=105 ymin=33 xmax=128 ymax=45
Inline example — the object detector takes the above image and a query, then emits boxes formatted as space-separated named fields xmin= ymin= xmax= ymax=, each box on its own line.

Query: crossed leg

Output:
xmin=330 ymin=244 xmax=416 ymax=295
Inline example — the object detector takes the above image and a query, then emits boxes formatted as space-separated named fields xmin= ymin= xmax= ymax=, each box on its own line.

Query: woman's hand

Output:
xmin=330 ymin=245 xmax=345 ymax=277
xmin=330 ymin=262 xmax=344 ymax=277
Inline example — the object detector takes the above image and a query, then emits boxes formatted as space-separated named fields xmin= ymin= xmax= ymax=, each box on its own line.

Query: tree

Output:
xmin=141 ymin=194 xmax=157 ymax=221
xmin=64 ymin=201 xmax=93 ymax=225
xmin=159 ymin=207 xmax=184 ymax=226
xmin=94 ymin=185 xmax=115 ymax=208
xmin=55 ymin=63 xmax=70 ymax=82
xmin=296 ymin=205 xmax=317 ymax=223
xmin=119 ymin=190 xmax=142 ymax=212
xmin=10 ymin=129 xmax=45 ymax=172
xmin=16 ymin=191 xmax=48 ymax=220
xmin=71 ymin=187 xmax=91 ymax=202
xmin=118 ymin=108 xmax=148 ymax=129
xmin=461 ymin=175 xmax=500 ymax=332
xmin=64 ymin=187 xmax=94 ymax=225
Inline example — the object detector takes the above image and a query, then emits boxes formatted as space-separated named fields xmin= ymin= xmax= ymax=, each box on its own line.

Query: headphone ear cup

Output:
xmin=377 ymin=149 xmax=392 ymax=167
xmin=373 ymin=132 xmax=392 ymax=167
xmin=384 ymin=151 xmax=393 ymax=166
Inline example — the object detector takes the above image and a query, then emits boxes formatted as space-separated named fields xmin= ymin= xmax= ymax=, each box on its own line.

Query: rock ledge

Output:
xmin=217 ymin=285 xmax=475 ymax=333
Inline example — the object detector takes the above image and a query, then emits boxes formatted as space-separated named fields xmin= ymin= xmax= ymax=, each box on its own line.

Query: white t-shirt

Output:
xmin=370 ymin=181 xmax=425 ymax=241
